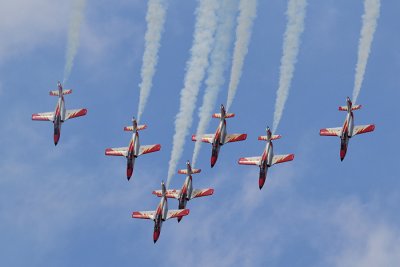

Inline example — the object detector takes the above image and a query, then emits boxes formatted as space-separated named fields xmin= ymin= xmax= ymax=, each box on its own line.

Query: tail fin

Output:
xmin=178 ymin=160 xmax=201 ymax=175
xmin=161 ymin=181 xmax=166 ymax=197
xmin=212 ymin=113 xmax=235 ymax=119
xmin=49 ymin=89 xmax=72 ymax=96
xmin=258 ymin=127 xmax=281 ymax=141
xmin=124 ymin=124 xmax=147 ymax=131
xmin=178 ymin=168 xmax=201 ymax=175
xmin=338 ymin=105 xmax=362 ymax=111
xmin=258 ymin=135 xmax=281 ymax=141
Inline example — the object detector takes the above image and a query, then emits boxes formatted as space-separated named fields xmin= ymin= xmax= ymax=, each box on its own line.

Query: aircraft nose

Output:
xmin=153 ymin=231 xmax=160 ymax=243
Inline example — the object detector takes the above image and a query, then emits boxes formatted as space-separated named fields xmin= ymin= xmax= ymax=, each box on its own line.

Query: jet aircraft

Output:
xmin=152 ymin=160 xmax=214 ymax=222
xmin=192 ymin=104 xmax=247 ymax=167
xmin=320 ymin=97 xmax=375 ymax=161
xmin=238 ymin=127 xmax=294 ymax=189
xmin=132 ymin=181 xmax=190 ymax=243
xmin=32 ymin=81 xmax=87 ymax=145
xmin=105 ymin=118 xmax=161 ymax=180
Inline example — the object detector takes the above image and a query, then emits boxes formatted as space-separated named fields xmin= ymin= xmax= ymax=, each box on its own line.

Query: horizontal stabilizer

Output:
xmin=139 ymin=144 xmax=161 ymax=156
xmin=352 ymin=124 xmax=375 ymax=136
xmin=224 ymin=133 xmax=247 ymax=144
xmin=212 ymin=113 xmax=235 ymax=119
xmin=338 ymin=105 xmax=362 ymax=111
xmin=166 ymin=209 xmax=190 ymax=220
xmin=105 ymin=147 xmax=128 ymax=157
xmin=258 ymin=134 xmax=281 ymax=141
xmin=272 ymin=154 xmax=295 ymax=165
xmin=32 ymin=112 xmax=54 ymax=121
xmin=178 ymin=168 xmax=201 ymax=175
xmin=124 ymin=124 xmax=147 ymax=131
xmin=152 ymin=189 xmax=180 ymax=199
xmin=65 ymin=108 xmax=87 ymax=120
xmin=190 ymin=188 xmax=214 ymax=199
xmin=320 ymin=127 xmax=342 ymax=137
xmin=192 ymin=134 xmax=214 ymax=144
xmin=132 ymin=211 xmax=156 ymax=220
xmin=49 ymin=89 xmax=72 ymax=96
xmin=238 ymin=156 xmax=261 ymax=166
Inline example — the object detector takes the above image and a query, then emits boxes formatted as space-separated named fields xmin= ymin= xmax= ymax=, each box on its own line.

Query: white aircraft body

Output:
xmin=32 ymin=81 xmax=87 ymax=145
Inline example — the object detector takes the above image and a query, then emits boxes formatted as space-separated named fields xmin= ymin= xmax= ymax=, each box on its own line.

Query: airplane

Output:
xmin=32 ymin=81 xmax=87 ymax=145
xmin=320 ymin=97 xmax=375 ymax=161
xmin=192 ymin=104 xmax=247 ymax=167
xmin=105 ymin=118 xmax=161 ymax=180
xmin=152 ymin=160 xmax=214 ymax=222
xmin=132 ymin=181 xmax=190 ymax=243
xmin=238 ymin=127 xmax=294 ymax=189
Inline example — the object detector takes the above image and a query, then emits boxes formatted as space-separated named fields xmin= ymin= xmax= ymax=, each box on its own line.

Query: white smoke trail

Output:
xmin=225 ymin=0 xmax=257 ymax=112
xmin=137 ymin=0 xmax=168 ymax=123
xmin=63 ymin=0 xmax=86 ymax=84
xmin=167 ymin=0 xmax=220 ymax=187
xmin=272 ymin=0 xmax=307 ymax=133
xmin=191 ymin=0 xmax=238 ymax=166
xmin=352 ymin=0 xmax=381 ymax=104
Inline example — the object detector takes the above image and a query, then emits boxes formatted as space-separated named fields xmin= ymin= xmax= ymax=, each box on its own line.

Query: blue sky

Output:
xmin=1 ymin=0 xmax=400 ymax=266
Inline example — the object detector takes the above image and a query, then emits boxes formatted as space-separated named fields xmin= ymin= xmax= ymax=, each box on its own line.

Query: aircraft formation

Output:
xmin=32 ymin=83 xmax=375 ymax=243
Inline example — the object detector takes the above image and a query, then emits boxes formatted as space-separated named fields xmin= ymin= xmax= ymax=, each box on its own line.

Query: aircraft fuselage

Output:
xmin=259 ymin=141 xmax=274 ymax=189
xmin=340 ymin=111 xmax=354 ymax=161
xmin=211 ymin=119 xmax=227 ymax=167
xmin=153 ymin=196 xmax=168 ymax=243
xmin=53 ymin=89 xmax=66 ymax=145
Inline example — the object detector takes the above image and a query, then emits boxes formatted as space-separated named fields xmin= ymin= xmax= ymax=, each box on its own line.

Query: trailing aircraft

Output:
xmin=238 ymin=127 xmax=294 ymax=189
xmin=153 ymin=160 xmax=214 ymax=222
xmin=32 ymin=81 xmax=87 ymax=145
xmin=320 ymin=97 xmax=375 ymax=161
xmin=192 ymin=104 xmax=247 ymax=167
xmin=105 ymin=118 xmax=161 ymax=180
xmin=132 ymin=181 xmax=190 ymax=243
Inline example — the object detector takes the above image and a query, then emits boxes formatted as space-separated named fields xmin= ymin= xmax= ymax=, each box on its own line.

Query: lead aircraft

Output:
xmin=238 ymin=127 xmax=294 ymax=189
xmin=132 ymin=181 xmax=190 ymax=243
xmin=105 ymin=118 xmax=161 ymax=180
xmin=192 ymin=104 xmax=247 ymax=167
xmin=320 ymin=97 xmax=375 ymax=161
xmin=152 ymin=160 xmax=214 ymax=222
xmin=32 ymin=81 xmax=87 ymax=145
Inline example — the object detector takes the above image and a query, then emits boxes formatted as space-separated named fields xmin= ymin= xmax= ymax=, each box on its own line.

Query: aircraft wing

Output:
xmin=166 ymin=209 xmax=190 ymax=220
xmin=65 ymin=108 xmax=87 ymax=120
xmin=320 ymin=127 xmax=342 ymax=137
xmin=352 ymin=124 xmax=375 ymax=136
xmin=238 ymin=156 xmax=261 ymax=166
xmin=192 ymin=134 xmax=214 ymax=144
xmin=190 ymin=188 xmax=214 ymax=199
xmin=139 ymin=144 xmax=161 ymax=156
xmin=32 ymin=112 xmax=54 ymax=121
xmin=105 ymin=147 xmax=128 ymax=157
xmin=224 ymin=133 xmax=247 ymax=144
xmin=272 ymin=154 xmax=295 ymax=165
xmin=132 ymin=211 xmax=156 ymax=220
xmin=152 ymin=189 xmax=180 ymax=199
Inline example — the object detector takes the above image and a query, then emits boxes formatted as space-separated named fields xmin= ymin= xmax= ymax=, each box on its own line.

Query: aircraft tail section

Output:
xmin=338 ymin=105 xmax=362 ymax=112
xmin=212 ymin=113 xmax=235 ymax=119
xmin=258 ymin=135 xmax=281 ymax=141
xmin=178 ymin=168 xmax=201 ymax=175
xmin=124 ymin=124 xmax=147 ymax=131
xmin=49 ymin=89 xmax=72 ymax=96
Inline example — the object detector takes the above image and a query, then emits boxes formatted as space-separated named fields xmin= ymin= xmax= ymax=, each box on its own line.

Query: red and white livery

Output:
xmin=32 ymin=81 xmax=87 ymax=145
xmin=105 ymin=118 xmax=161 ymax=180
xmin=238 ymin=127 xmax=294 ymax=189
xmin=320 ymin=97 xmax=375 ymax=161
xmin=192 ymin=104 xmax=247 ymax=167
xmin=132 ymin=181 xmax=190 ymax=243
xmin=152 ymin=160 xmax=214 ymax=222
